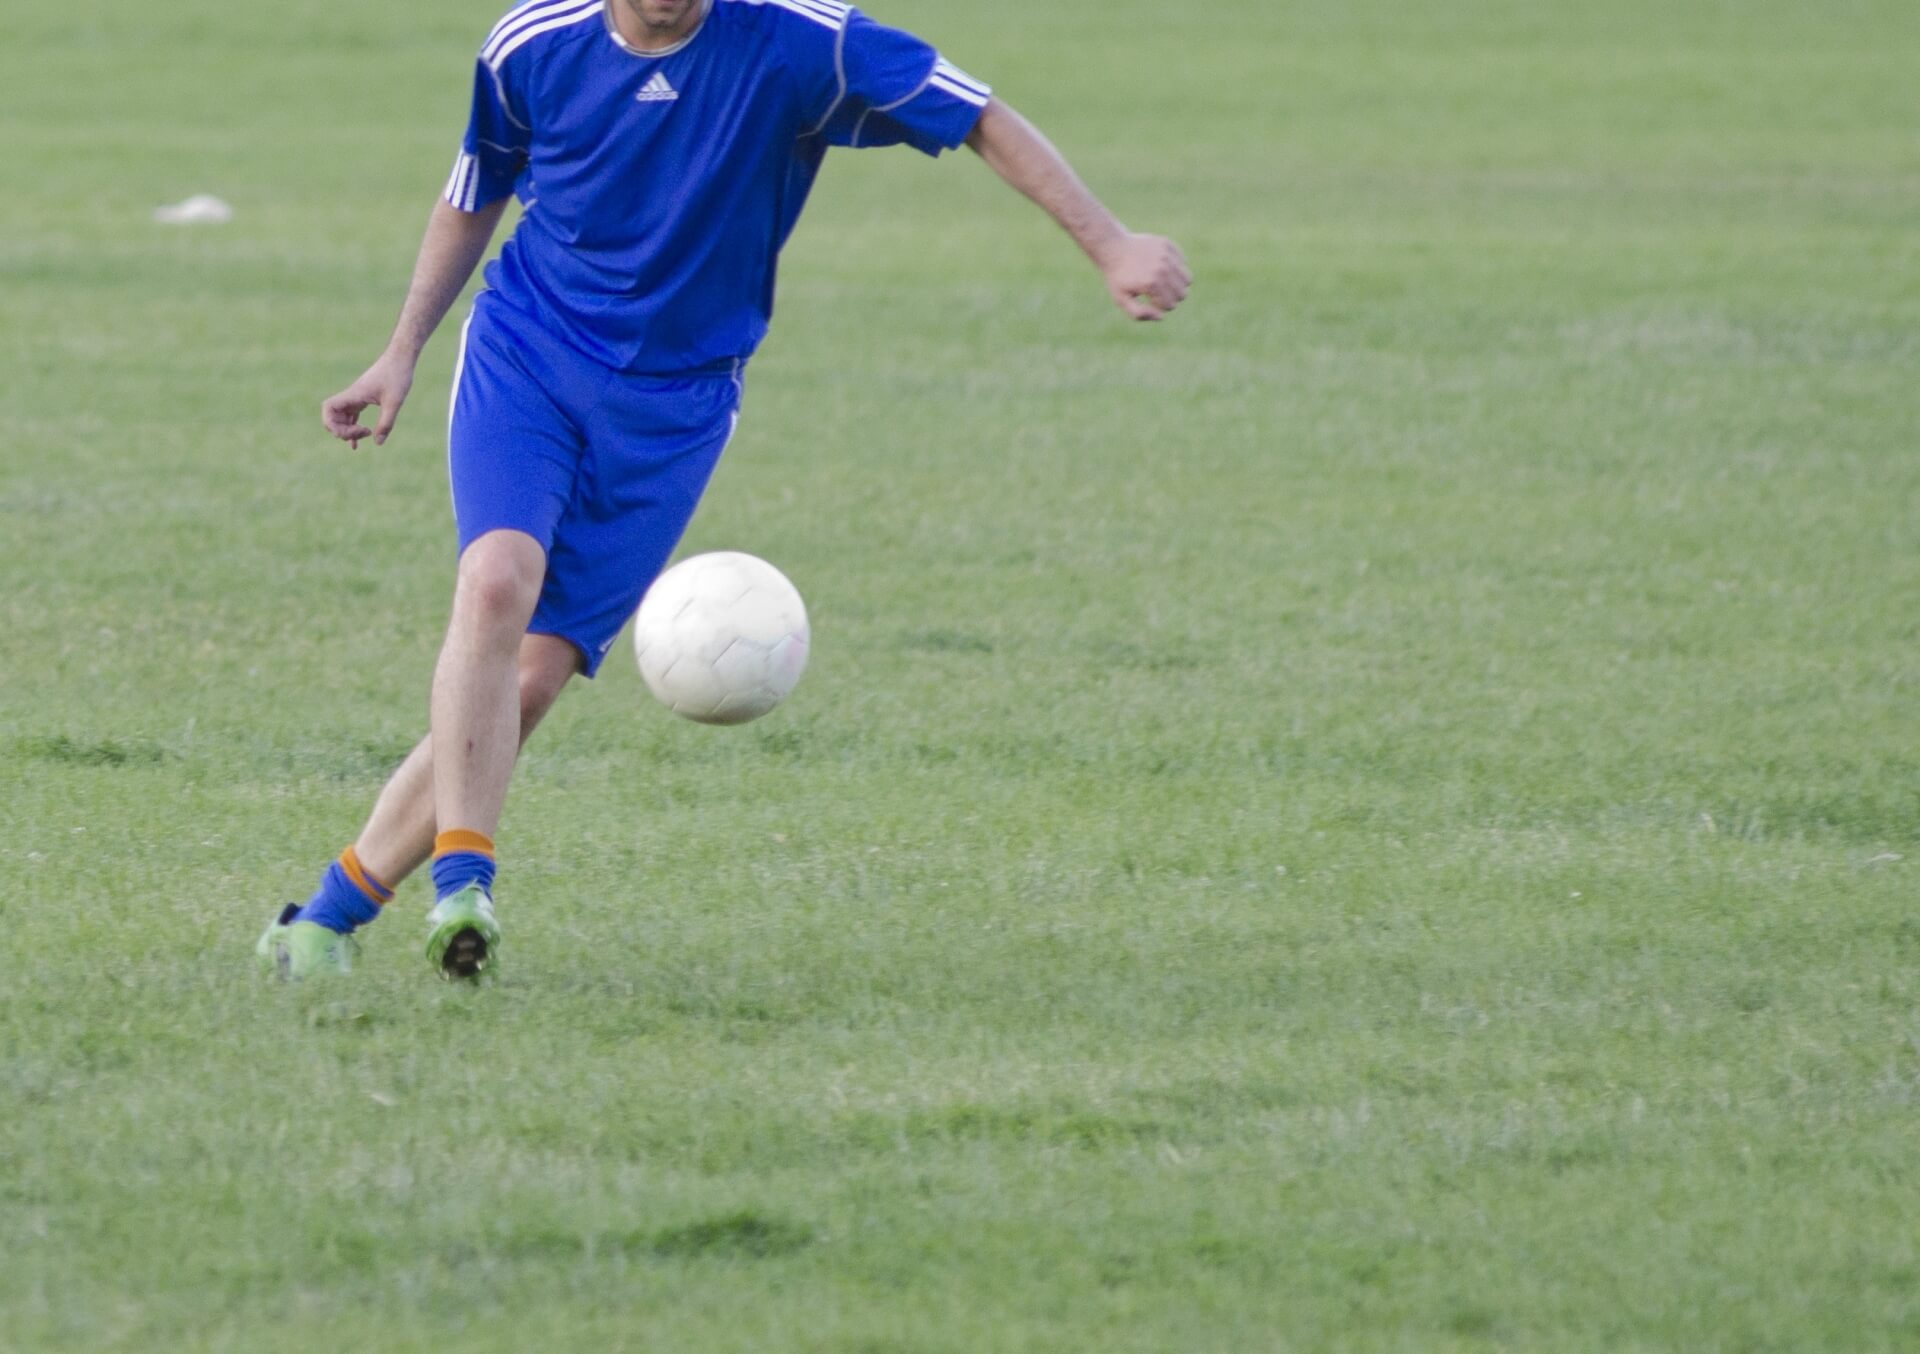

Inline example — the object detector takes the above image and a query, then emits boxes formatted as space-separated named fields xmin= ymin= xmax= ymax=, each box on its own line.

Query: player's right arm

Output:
xmin=322 ymin=199 xmax=508 ymax=448
xmin=323 ymin=26 xmax=533 ymax=448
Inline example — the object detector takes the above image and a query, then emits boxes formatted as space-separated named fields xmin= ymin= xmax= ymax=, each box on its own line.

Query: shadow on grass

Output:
xmin=13 ymin=734 xmax=169 ymax=768
xmin=428 ymin=1211 xmax=816 ymax=1267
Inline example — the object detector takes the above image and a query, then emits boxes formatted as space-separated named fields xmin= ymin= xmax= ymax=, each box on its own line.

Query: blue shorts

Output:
xmin=448 ymin=292 xmax=741 ymax=677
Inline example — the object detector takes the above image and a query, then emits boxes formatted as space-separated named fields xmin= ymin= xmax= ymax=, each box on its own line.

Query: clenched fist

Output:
xmin=1097 ymin=233 xmax=1192 ymax=322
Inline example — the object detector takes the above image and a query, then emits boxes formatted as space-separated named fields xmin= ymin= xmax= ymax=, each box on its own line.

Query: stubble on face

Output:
xmin=622 ymin=0 xmax=702 ymax=34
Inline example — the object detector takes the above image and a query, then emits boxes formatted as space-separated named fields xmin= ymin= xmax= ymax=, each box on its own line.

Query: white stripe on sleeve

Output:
xmin=767 ymin=0 xmax=844 ymax=31
xmin=933 ymin=60 xmax=990 ymax=99
xmin=483 ymin=0 xmax=596 ymax=63
xmin=484 ymin=0 xmax=554 ymax=49
xmin=444 ymin=154 xmax=474 ymax=209
xmin=929 ymin=73 xmax=990 ymax=108
xmin=785 ymin=0 xmax=850 ymax=21
xmin=488 ymin=1 xmax=600 ymax=70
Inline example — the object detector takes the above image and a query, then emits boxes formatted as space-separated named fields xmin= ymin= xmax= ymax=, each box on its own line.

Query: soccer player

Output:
xmin=258 ymin=0 xmax=1191 ymax=980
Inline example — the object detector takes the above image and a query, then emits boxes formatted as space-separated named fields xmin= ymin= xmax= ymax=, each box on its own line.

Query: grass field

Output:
xmin=4 ymin=0 xmax=1919 ymax=1348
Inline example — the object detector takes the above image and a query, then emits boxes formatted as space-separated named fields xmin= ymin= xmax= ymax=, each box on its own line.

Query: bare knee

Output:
xmin=456 ymin=531 xmax=545 ymax=631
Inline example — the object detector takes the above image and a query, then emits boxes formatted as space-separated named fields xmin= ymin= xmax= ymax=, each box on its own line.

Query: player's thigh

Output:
xmin=531 ymin=385 xmax=740 ymax=676
xmin=447 ymin=303 xmax=591 ymax=554
xmin=517 ymin=632 xmax=583 ymax=736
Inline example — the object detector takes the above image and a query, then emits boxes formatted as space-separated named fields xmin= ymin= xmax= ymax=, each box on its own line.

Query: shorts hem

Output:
xmin=456 ymin=521 xmax=558 ymax=557
xmin=528 ymin=627 xmax=609 ymax=679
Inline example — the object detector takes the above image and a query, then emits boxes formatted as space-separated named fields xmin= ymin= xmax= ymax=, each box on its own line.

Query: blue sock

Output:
xmin=431 ymin=830 xmax=497 ymax=900
xmin=433 ymin=829 xmax=499 ymax=902
xmin=294 ymin=849 xmax=392 ymax=934
xmin=431 ymin=853 xmax=495 ymax=899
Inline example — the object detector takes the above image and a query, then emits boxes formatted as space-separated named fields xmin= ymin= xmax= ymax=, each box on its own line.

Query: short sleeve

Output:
xmin=443 ymin=58 xmax=531 ymax=212
xmin=817 ymin=12 xmax=991 ymax=156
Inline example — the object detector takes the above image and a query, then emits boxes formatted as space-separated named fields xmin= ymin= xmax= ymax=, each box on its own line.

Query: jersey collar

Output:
xmin=602 ymin=0 xmax=713 ymax=59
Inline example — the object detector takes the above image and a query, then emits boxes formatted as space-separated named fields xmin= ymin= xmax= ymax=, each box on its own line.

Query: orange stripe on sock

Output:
xmin=339 ymin=846 xmax=395 ymax=905
xmin=434 ymin=829 xmax=496 ymax=860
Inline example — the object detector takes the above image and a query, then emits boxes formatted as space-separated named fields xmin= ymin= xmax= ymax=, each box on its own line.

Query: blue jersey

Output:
xmin=443 ymin=0 xmax=992 ymax=375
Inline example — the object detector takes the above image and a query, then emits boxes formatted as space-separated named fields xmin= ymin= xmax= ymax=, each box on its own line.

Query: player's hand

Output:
xmin=1099 ymin=233 xmax=1192 ymax=322
xmin=322 ymin=352 xmax=416 ymax=448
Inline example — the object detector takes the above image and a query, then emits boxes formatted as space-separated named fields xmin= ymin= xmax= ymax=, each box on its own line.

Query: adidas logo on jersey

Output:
xmin=635 ymin=72 xmax=679 ymax=103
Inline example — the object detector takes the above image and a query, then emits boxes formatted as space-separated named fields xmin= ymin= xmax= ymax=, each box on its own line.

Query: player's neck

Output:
xmin=607 ymin=0 xmax=711 ymax=53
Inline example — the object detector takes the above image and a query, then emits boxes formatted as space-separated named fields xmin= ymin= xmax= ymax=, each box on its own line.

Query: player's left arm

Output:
xmin=965 ymin=99 xmax=1192 ymax=322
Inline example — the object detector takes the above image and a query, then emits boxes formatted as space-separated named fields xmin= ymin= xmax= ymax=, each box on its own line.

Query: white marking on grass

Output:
xmin=153 ymin=194 xmax=233 ymax=225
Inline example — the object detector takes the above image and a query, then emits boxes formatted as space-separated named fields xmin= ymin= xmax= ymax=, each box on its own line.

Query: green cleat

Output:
xmin=256 ymin=905 xmax=359 ymax=980
xmin=425 ymin=886 xmax=500 ymax=981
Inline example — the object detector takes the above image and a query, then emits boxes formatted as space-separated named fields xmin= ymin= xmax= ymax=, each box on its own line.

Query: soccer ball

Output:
xmin=632 ymin=552 xmax=810 ymax=725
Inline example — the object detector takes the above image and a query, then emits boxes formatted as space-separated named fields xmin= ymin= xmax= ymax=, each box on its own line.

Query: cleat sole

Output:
xmin=440 ymin=927 xmax=492 ymax=980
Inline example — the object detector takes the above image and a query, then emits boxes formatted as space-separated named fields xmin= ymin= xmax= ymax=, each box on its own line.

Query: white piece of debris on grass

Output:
xmin=154 ymin=194 xmax=234 ymax=225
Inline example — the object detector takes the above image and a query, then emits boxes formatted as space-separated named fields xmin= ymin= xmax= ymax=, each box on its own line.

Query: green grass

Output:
xmin=4 ymin=0 xmax=1919 ymax=1348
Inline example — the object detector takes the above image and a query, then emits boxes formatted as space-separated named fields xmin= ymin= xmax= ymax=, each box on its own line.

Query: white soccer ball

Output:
xmin=632 ymin=551 xmax=810 ymax=725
